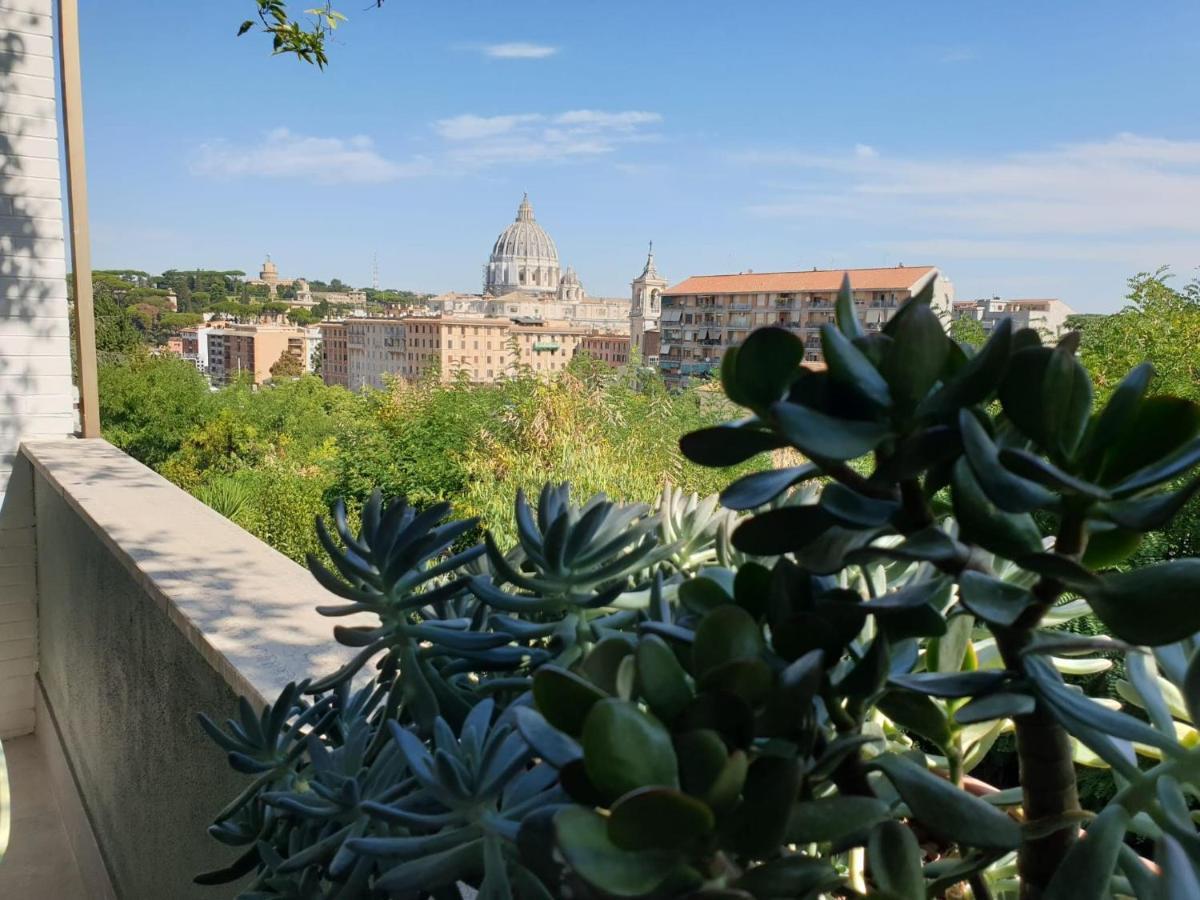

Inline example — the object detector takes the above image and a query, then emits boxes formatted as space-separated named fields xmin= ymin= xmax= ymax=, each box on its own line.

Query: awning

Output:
xmin=661 ymin=309 xmax=683 ymax=322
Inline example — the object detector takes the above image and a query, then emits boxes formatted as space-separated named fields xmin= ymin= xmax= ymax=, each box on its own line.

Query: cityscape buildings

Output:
xmin=952 ymin=297 xmax=1075 ymax=338
xmin=657 ymin=266 xmax=954 ymax=388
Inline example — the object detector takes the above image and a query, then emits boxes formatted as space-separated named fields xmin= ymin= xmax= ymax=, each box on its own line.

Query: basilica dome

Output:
xmin=484 ymin=194 xmax=561 ymax=295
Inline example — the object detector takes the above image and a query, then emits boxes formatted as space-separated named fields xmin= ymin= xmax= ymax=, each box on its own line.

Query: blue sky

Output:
xmin=78 ymin=1 xmax=1200 ymax=311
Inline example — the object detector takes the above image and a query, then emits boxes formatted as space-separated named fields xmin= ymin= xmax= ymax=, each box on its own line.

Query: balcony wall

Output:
xmin=13 ymin=438 xmax=356 ymax=897
xmin=0 ymin=0 xmax=76 ymax=741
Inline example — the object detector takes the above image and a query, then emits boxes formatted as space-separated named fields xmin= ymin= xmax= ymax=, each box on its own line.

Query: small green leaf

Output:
xmin=869 ymin=754 xmax=1021 ymax=850
xmin=881 ymin=302 xmax=949 ymax=410
xmin=820 ymin=483 xmax=899 ymax=527
xmin=583 ymin=700 xmax=678 ymax=798
xmin=555 ymin=808 xmax=676 ymax=897
xmin=787 ymin=795 xmax=892 ymax=844
xmin=513 ymin=706 xmax=583 ymax=768
xmin=959 ymin=410 xmax=1056 ymax=513
xmin=532 ymin=666 xmax=609 ymax=737
xmin=1041 ymin=340 xmax=1093 ymax=461
xmin=953 ymin=691 xmax=1035 ymax=725
xmin=735 ymin=856 xmax=842 ymax=898
xmin=1085 ymin=559 xmax=1200 ymax=646
xmin=919 ymin=317 xmax=1013 ymax=416
xmin=958 ymin=570 xmax=1035 ymax=627
xmin=1080 ymin=362 xmax=1153 ymax=474
xmin=1100 ymin=476 xmax=1200 ymax=531
xmin=608 ymin=787 xmax=715 ymax=851
xmin=732 ymin=327 xmax=806 ymax=411
xmin=869 ymin=820 xmax=925 ymax=900
xmin=999 ymin=346 xmax=1053 ymax=446
xmin=720 ymin=464 xmax=820 ymax=510
xmin=877 ymin=691 xmax=953 ymax=751
xmin=720 ymin=756 xmax=800 ymax=856
xmin=1097 ymin=396 xmax=1200 ymax=486
xmin=835 ymin=272 xmax=864 ymax=339
xmin=731 ymin=505 xmax=834 ymax=556
xmin=821 ymin=323 xmax=892 ymax=408
xmin=692 ymin=605 xmax=762 ymax=677
xmin=635 ymin=636 xmax=693 ymax=723
xmin=998 ymin=448 xmax=1110 ymax=501
xmin=838 ymin=632 xmax=891 ymax=699
xmin=888 ymin=670 xmax=1008 ymax=698
xmin=951 ymin=458 xmax=1045 ymax=560
xmin=679 ymin=425 xmax=789 ymax=467
xmin=771 ymin=401 xmax=891 ymax=461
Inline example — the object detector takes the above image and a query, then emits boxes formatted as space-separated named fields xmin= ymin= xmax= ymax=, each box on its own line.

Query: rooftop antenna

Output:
xmin=372 ymin=252 xmax=380 ymax=291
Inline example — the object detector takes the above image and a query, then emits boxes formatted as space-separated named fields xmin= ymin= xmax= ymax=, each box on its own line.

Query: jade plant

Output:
xmin=200 ymin=274 xmax=1200 ymax=898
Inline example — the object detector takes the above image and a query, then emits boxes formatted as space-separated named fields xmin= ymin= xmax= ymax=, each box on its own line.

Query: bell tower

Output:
xmin=630 ymin=242 xmax=666 ymax=356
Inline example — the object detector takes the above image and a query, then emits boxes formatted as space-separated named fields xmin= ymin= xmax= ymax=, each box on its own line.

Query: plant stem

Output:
xmin=997 ymin=508 xmax=1088 ymax=898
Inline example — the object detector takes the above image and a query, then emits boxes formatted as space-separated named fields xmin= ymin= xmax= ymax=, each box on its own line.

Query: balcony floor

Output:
xmin=1 ymin=735 xmax=89 ymax=899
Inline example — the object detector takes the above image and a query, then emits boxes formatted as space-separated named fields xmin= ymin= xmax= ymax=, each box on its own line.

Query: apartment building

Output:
xmin=578 ymin=333 xmax=631 ymax=367
xmin=180 ymin=321 xmax=228 ymax=373
xmin=424 ymin=291 xmax=630 ymax=333
xmin=206 ymin=325 xmax=307 ymax=386
xmin=953 ymin=297 xmax=1074 ymax=338
xmin=320 ymin=322 xmax=349 ymax=387
xmin=658 ymin=266 xmax=953 ymax=387
xmin=344 ymin=317 xmax=591 ymax=390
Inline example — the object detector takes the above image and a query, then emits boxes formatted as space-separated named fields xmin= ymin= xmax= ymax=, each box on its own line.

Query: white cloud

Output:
xmin=433 ymin=114 xmax=544 ymax=140
xmin=191 ymin=128 xmax=429 ymax=183
xmin=433 ymin=109 xmax=662 ymax=167
xmin=193 ymin=110 xmax=663 ymax=184
xmin=739 ymin=133 xmax=1200 ymax=237
xmin=482 ymin=42 xmax=558 ymax=59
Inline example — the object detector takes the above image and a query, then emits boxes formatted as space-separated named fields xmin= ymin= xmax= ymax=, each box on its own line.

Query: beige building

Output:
xmin=344 ymin=316 xmax=590 ymax=389
xmin=953 ymin=297 xmax=1074 ymax=338
xmin=320 ymin=322 xmax=350 ymax=387
xmin=658 ymin=266 xmax=953 ymax=387
xmin=579 ymin=333 xmax=631 ymax=367
xmin=206 ymin=325 xmax=308 ymax=386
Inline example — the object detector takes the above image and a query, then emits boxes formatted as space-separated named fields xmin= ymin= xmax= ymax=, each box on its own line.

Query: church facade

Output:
xmin=422 ymin=194 xmax=662 ymax=349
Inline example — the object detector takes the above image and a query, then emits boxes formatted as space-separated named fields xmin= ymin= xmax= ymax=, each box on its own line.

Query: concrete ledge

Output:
xmin=20 ymin=438 xmax=356 ymax=705
xmin=19 ymin=438 xmax=362 ymax=897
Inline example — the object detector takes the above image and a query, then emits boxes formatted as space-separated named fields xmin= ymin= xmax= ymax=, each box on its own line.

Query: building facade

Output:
xmin=344 ymin=317 xmax=591 ymax=390
xmin=579 ymin=333 xmax=631 ymax=367
xmin=952 ymin=297 xmax=1074 ymax=338
xmin=320 ymin=322 xmax=349 ymax=387
xmin=180 ymin=322 xmax=229 ymax=373
xmin=206 ymin=325 xmax=307 ymax=386
xmin=658 ymin=266 xmax=954 ymax=387
xmin=630 ymin=244 xmax=667 ymax=359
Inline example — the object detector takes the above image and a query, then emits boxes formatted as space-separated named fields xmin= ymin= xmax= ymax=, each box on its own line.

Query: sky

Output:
xmin=76 ymin=0 xmax=1200 ymax=312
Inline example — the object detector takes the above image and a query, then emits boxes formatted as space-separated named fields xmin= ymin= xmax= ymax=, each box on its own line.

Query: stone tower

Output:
xmin=630 ymin=242 xmax=667 ymax=356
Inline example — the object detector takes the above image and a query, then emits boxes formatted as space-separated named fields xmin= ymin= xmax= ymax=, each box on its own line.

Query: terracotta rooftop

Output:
xmin=664 ymin=266 xmax=938 ymax=296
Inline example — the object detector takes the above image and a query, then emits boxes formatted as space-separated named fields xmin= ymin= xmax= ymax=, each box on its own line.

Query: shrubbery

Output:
xmin=197 ymin=278 xmax=1200 ymax=898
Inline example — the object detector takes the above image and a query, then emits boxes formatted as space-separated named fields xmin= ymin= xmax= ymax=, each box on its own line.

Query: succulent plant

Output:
xmin=200 ymin=274 xmax=1200 ymax=898
xmin=468 ymin=484 xmax=661 ymax=668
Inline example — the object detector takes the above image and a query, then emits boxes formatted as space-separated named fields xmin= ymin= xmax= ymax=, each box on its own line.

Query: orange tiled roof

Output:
xmin=664 ymin=266 xmax=938 ymax=296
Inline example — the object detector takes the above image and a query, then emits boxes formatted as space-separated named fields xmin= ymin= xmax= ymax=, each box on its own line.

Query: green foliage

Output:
xmin=268 ymin=349 xmax=305 ymax=380
xmin=195 ymin=274 xmax=1200 ymax=899
xmin=1078 ymin=268 xmax=1200 ymax=402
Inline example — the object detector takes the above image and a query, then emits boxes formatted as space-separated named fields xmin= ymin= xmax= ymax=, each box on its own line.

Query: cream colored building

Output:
xmin=320 ymin=322 xmax=350 ymax=387
xmin=206 ymin=324 xmax=308 ymax=386
xmin=344 ymin=316 xmax=590 ymax=390
xmin=659 ymin=266 xmax=954 ymax=387
xmin=953 ymin=297 xmax=1074 ymax=338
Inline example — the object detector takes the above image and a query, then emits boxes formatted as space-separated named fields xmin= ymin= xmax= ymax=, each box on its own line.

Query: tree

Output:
xmin=269 ymin=349 xmax=304 ymax=379
xmin=949 ymin=312 xmax=988 ymax=347
xmin=1077 ymin=267 xmax=1200 ymax=401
